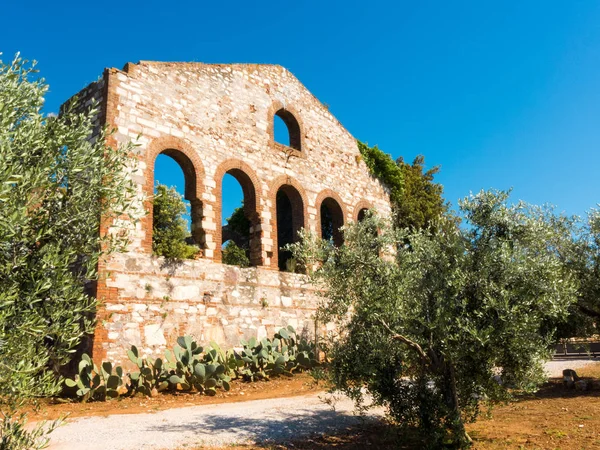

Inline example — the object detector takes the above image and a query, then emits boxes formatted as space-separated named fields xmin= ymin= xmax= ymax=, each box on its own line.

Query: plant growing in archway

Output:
xmin=221 ymin=205 xmax=251 ymax=267
xmin=152 ymin=184 xmax=199 ymax=259
xmin=222 ymin=241 xmax=250 ymax=267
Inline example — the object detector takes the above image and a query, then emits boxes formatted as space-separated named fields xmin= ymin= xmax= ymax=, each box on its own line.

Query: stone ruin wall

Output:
xmin=71 ymin=61 xmax=391 ymax=365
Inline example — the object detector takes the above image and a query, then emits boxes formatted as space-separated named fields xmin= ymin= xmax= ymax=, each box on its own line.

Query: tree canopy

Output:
xmin=395 ymin=155 xmax=449 ymax=231
xmin=0 ymin=54 xmax=139 ymax=447
xmin=552 ymin=208 xmax=600 ymax=339
xmin=575 ymin=210 xmax=600 ymax=318
xmin=358 ymin=141 xmax=448 ymax=231
xmin=152 ymin=184 xmax=199 ymax=259
xmin=290 ymin=190 xmax=578 ymax=447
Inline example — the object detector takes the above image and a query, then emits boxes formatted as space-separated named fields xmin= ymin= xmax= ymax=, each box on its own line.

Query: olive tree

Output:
xmin=0 ymin=55 xmax=139 ymax=448
xmin=547 ymin=207 xmax=600 ymax=340
xmin=291 ymin=190 xmax=577 ymax=447
xmin=577 ymin=209 xmax=600 ymax=316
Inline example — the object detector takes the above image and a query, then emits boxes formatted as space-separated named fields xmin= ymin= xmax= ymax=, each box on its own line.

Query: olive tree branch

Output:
xmin=379 ymin=318 xmax=430 ymax=365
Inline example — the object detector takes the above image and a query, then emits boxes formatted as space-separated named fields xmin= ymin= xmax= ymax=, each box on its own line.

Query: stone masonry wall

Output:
xmin=70 ymin=61 xmax=392 ymax=365
xmin=101 ymin=255 xmax=321 ymax=364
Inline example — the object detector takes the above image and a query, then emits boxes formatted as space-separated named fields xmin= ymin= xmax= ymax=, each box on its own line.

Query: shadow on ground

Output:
xmin=514 ymin=378 xmax=600 ymax=402
xmin=145 ymin=406 xmax=382 ymax=445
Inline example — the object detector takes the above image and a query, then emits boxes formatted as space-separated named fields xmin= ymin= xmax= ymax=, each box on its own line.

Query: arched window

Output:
xmin=153 ymin=150 xmax=204 ymax=251
xmin=273 ymin=108 xmax=301 ymax=151
xmin=275 ymin=185 xmax=304 ymax=271
xmin=356 ymin=207 xmax=378 ymax=250
xmin=357 ymin=208 xmax=369 ymax=222
xmin=320 ymin=197 xmax=344 ymax=247
xmin=217 ymin=166 xmax=261 ymax=267
xmin=274 ymin=115 xmax=290 ymax=147
xmin=221 ymin=174 xmax=249 ymax=267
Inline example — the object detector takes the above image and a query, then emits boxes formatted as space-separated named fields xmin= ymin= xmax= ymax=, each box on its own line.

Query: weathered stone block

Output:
xmin=144 ymin=324 xmax=167 ymax=347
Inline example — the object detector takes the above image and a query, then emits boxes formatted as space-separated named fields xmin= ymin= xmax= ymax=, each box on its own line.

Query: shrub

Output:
xmin=222 ymin=205 xmax=251 ymax=267
xmin=152 ymin=184 xmax=199 ymax=259
xmin=222 ymin=240 xmax=250 ymax=267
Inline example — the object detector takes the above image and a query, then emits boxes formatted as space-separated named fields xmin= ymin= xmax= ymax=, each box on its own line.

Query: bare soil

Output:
xmin=468 ymin=362 xmax=600 ymax=449
xmin=27 ymin=373 xmax=320 ymax=422
xmin=36 ymin=362 xmax=600 ymax=449
xmin=209 ymin=362 xmax=600 ymax=450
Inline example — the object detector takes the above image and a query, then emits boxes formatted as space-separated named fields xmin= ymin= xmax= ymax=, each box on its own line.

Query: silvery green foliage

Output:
xmin=558 ymin=207 xmax=600 ymax=336
xmin=0 ymin=411 xmax=60 ymax=450
xmin=290 ymin=191 xmax=578 ymax=448
xmin=584 ymin=208 xmax=600 ymax=311
xmin=0 ymin=54 xmax=139 ymax=447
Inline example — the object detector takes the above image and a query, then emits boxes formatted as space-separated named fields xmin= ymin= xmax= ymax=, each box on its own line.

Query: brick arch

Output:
xmin=268 ymin=175 xmax=309 ymax=270
xmin=144 ymin=135 xmax=206 ymax=254
xmin=315 ymin=189 xmax=348 ymax=247
xmin=213 ymin=159 xmax=263 ymax=266
xmin=267 ymin=100 xmax=306 ymax=159
xmin=353 ymin=199 xmax=374 ymax=222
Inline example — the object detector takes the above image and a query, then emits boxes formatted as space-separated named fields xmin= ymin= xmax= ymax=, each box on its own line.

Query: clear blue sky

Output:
xmin=3 ymin=1 xmax=599 ymax=222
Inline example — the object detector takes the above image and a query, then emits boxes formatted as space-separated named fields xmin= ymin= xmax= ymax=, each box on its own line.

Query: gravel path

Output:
xmin=46 ymin=358 xmax=598 ymax=450
xmin=544 ymin=357 xmax=598 ymax=378
xmin=47 ymin=392 xmax=384 ymax=450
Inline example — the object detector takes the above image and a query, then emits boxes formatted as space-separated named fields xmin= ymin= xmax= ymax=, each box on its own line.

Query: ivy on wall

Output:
xmin=357 ymin=140 xmax=448 ymax=231
xmin=357 ymin=140 xmax=404 ymax=206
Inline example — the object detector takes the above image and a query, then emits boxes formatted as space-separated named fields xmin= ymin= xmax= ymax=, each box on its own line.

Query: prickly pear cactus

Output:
xmin=64 ymin=354 xmax=125 ymax=402
xmin=65 ymin=328 xmax=317 ymax=402
xmin=125 ymin=345 xmax=168 ymax=397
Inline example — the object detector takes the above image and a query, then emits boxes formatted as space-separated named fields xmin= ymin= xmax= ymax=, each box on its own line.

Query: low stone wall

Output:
xmin=96 ymin=253 xmax=321 ymax=365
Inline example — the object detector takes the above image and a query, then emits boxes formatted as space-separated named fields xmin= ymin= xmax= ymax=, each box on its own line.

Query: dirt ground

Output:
xmin=33 ymin=362 xmax=600 ymax=449
xmin=467 ymin=362 xmax=600 ymax=449
xmin=27 ymin=373 xmax=319 ymax=422
xmin=208 ymin=363 xmax=600 ymax=450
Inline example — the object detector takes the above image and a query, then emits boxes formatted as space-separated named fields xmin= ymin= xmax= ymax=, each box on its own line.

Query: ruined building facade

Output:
xmin=70 ymin=61 xmax=391 ymax=363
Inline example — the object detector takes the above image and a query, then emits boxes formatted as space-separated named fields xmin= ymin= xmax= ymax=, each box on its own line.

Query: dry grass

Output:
xmin=468 ymin=380 xmax=600 ymax=448
xmin=209 ymin=361 xmax=600 ymax=450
